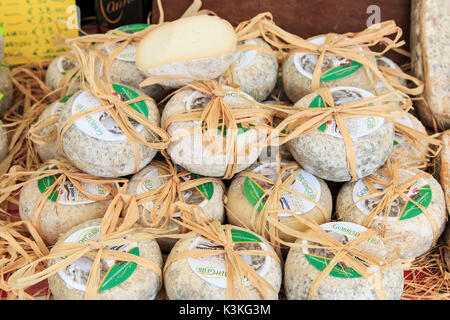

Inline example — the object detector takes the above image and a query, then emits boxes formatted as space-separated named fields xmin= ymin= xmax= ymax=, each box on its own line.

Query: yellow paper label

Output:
xmin=0 ymin=0 xmax=79 ymax=66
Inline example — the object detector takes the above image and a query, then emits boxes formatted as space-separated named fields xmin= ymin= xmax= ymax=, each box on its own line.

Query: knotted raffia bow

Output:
xmin=0 ymin=158 xmax=126 ymax=237
xmin=269 ymin=87 xmax=410 ymax=181
xmin=6 ymin=183 xmax=174 ymax=300
xmin=164 ymin=204 xmax=281 ymax=300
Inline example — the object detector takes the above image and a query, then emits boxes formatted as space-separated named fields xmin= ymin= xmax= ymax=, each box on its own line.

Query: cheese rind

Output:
xmin=0 ymin=65 xmax=12 ymax=116
xmin=0 ymin=120 xmax=7 ymax=163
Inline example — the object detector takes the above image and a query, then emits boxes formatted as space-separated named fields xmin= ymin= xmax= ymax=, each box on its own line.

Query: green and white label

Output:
xmin=233 ymin=39 xmax=258 ymax=71
xmin=308 ymin=87 xmax=384 ymax=138
xmin=188 ymin=229 xmax=271 ymax=288
xmin=58 ymin=226 xmax=139 ymax=292
xmin=37 ymin=172 xmax=109 ymax=205
xmin=352 ymin=170 xmax=432 ymax=221
xmin=294 ymin=36 xmax=362 ymax=82
xmin=56 ymin=55 xmax=78 ymax=75
xmin=185 ymin=88 xmax=256 ymax=136
xmin=135 ymin=165 xmax=214 ymax=217
xmin=72 ymin=84 xmax=148 ymax=141
xmin=243 ymin=162 xmax=322 ymax=216
xmin=303 ymin=222 xmax=381 ymax=278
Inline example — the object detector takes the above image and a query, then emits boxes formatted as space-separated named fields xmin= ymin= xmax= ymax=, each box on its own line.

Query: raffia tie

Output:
xmin=230 ymin=159 xmax=329 ymax=256
xmin=0 ymin=158 xmax=126 ymax=238
xmin=162 ymin=80 xmax=273 ymax=179
xmin=164 ymin=206 xmax=281 ymax=300
xmin=58 ymin=46 xmax=170 ymax=173
xmin=6 ymin=183 xmax=170 ymax=300
xmin=135 ymin=152 xmax=225 ymax=232
xmin=344 ymin=159 xmax=440 ymax=244
xmin=268 ymin=88 xmax=409 ymax=181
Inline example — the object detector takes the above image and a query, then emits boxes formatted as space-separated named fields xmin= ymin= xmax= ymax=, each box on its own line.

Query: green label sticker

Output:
xmin=190 ymin=173 xmax=214 ymax=201
xmin=98 ymin=246 xmax=140 ymax=292
xmin=0 ymin=27 xmax=4 ymax=35
xmin=320 ymin=61 xmax=362 ymax=82
xmin=308 ymin=94 xmax=329 ymax=133
xmin=243 ymin=176 xmax=267 ymax=211
xmin=37 ymin=173 xmax=59 ymax=202
xmin=112 ymin=84 xmax=148 ymax=118
xmin=1 ymin=62 xmax=10 ymax=70
xmin=230 ymin=229 xmax=263 ymax=243
xmin=59 ymin=94 xmax=73 ymax=103
xmin=0 ymin=93 xmax=3 ymax=102
xmin=398 ymin=184 xmax=432 ymax=221
xmin=304 ymin=254 xmax=362 ymax=278
xmin=118 ymin=24 xmax=150 ymax=34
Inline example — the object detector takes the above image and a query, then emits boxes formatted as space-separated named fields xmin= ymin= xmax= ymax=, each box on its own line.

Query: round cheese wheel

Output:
xmin=45 ymin=55 xmax=81 ymax=95
xmin=336 ymin=168 xmax=447 ymax=258
xmin=18 ymin=175 xmax=111 ymax=245
xmin=0 ymin=65 xmax=12 ymax=116
xmin=391 ymin=112 xmax=428 ymax=166
xmin=48 ymin=218 xmax=163 ymax=300
xmin=226 ymin=161 xmax=332 ymax=243
xmin=126 ymin=162 xmax=225 ymax=252
xmin=282 ymin=35 xmax=378 ymax=103
xmin=136 ymin=15 xmax=236 ymax=88
xmin=58 ymin=85 xmax=161 ymax=178
xmin=164 ymin=226 xmax=282 ymax=300
xmin=288 ymin=86 xmax=394 ymax=182
xmin=34 ymin=97 xmax=72 ymax=162
xmin=231 ymin=38 xmax=278 ymax=102
xmin=161 ymin=87 xmax=268 ymax=177
xmin=0 ymin=120 xmax=8 ymax=163
xmin=285 ymin=221 xmax=404 ymax=300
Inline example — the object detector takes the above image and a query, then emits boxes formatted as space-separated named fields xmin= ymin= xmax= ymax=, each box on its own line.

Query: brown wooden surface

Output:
xmin=152 ymin=0 xmax=411 ymax=65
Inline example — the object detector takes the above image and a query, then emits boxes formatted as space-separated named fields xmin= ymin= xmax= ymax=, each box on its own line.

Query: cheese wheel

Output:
xmin=231 ymin=38 xmax=278 ymax=102
xmin=136 ymin=15 xmax=236 ymax=88
xmin=336 ymin=168 xmax=447 ymax=258
xmin=126 ymin=162 xmax=225 ymax=252
xmin=0 ymin=120 xmax=7 ymax=163
xmin=18 ymin=175 xmax=111 ymax=245
xmin=288 ymin=87 xmax=394 ymax=182
xmin=390 ymin=112 xmax=428 ymax=166
xmin=34 ymin=97 xmax=71 ymax=162
xmin=226 ymin=161 xmax=332 ymax=243
xmin=161 ymin=87 xmax=267 ymax=177
xmin=282 ymin=35 xmax=378 ymax=103
xmin=0 ymin=65 xmax=12 ymax=116
xmin=411 ymin=0 xmax=450 ymax=130
xmin=285 ymin=221 xmax=404 ymax=300
xmin=164 ymin=226 xmax=282 ymax=300
xmin=45 ymin=55 xmax=81 ymax=95
xmin=58 ymin=85 xmax=161 ymax=178
xmin=48 ymin=218 xmax=163 ymax=300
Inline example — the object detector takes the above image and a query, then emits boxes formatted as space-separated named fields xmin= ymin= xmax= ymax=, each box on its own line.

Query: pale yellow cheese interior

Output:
xmin=136 ymin=15 xmax=237 ymax=70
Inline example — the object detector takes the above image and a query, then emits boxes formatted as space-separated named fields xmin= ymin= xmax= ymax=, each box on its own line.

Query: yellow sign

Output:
xmin=0 ymin=0 xmax=79 ymax=66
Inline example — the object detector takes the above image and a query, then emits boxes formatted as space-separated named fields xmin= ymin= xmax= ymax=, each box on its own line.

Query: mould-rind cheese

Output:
xmin=0 ymin=65 xmax=12 ymax=116
xmin=45 ymin=55 xmax=81 ymax=95
xmin=0 ymin=120 xmax=7 ymax=163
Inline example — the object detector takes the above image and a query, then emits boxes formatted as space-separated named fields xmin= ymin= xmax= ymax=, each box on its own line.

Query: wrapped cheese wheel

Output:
xmin=161 ymin=86 xmax=269 ymax=178
xmin=375 ymin=56 xmax=407 ymax=94
xmin=0 ymin=64 xmax=12 ymax=115
xmin=48 ymin=218 xmax=163 ymax=300
xmin=33 ymin=95 xmax=72 ymax=162
xmin=18 ymin=165 xmax=113 ymax=245
xmin=0 ymin=120 xmax=7 ymax=163
xmin=284 ymin=221 xmax=404 ymax=300
xmin=336 ymin=166 xmax=447 ymax=258
xmin=58 ymin=85 xmax=161 ymax=178
xmin=126 ymin=162 xmax=225 ymax=252
xmin=288 ymin=86 xmax=394 ymax=182
xmin=136 ymin=15 xmax=237 ymax=88
xmin=390 ymin=112 xmax=428 ymax=166
xmin=411 ymin=0 xmax=450 ymax=130
xmin=45 ymin=54 xmax=81 ymax=95
xmin=230 ymin=38 xmax=278 ymax=102
xmin=164 ymin=225 xmax=282 ymax=300
xmin=96 ymin=24 xmax=167 ymax=102
xmin=226 ymin=161 xmax=332 ymax=243
xmin=282 ymin=35 xmax=378 ymax=103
